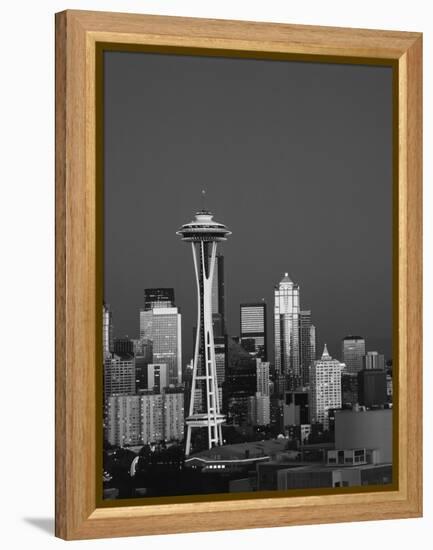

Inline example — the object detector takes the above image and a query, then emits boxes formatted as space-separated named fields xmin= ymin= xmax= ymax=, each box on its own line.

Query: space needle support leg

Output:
xmin=206 ymin=242 xmax=220 ymax=445
xmin=201 ymin=241 xmax=213 ymax=448
xmin=185 ymin=242 xmax=202 ymax=457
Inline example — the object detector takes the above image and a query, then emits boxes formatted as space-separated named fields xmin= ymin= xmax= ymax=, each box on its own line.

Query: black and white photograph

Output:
xmin=102 ymin=50 xmax=394 ymax=501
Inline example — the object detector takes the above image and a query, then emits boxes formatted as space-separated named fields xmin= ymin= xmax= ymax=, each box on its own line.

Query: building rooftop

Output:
xmin=321 ymin=343 xmax=331 ymax=360
xmin=187 ymin=439 xmax=290 ymax=462
xmin=259 ymin=461 xmax=392 ymax=473
xmin=335 ymin=407 xmax=392 ymax=416
xmin=280 ymin=272 xmax=293 ymax=284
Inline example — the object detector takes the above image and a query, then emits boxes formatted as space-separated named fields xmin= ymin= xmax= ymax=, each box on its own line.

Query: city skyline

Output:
xmin=105 ymin=264 xmax=391 ymax=375
xmin=102 ymin=51 xmax=394 ymax=500
xmin=104 ymin=52 xmax=393 ymax=362
xmin=105 ymin=261 xmax=392 ymax=364
xmin=105 ymin=265 xmax=392 ymax=370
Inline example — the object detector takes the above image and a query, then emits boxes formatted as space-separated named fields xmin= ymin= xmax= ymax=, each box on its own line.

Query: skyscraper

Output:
xmin=248 ymin=393 xmax=271 ymax=426
xmin=256 ymin=358 xmax=270 ymax=396
xmin=113 ymin=336 xmax=134 ymax=356
xmin=341 ymin=372 xmax=359 ymax=407
xmin=357 ymin=369 xmax=387 ymax=408
xmin=274 ymin=273 xmax=300 ymax=376
xmin=240 ymin=302 xmax=267 ymax=360
xmin=284 ymin=390 xmax=309 ymax=426
xmin=139 ymin=306 xmax=182 ymax=386
xmin=299 ymin=310 xmax=316 ymax=387
xmin=104 ymin=354 xmax=135 ymax=398
xmin=247 ymin=357 xmax=271 ymax=427
xmin=341 ymin=336 xmax=366 ymax=374
xmin=147 ymin=363 xmax=168 ymax=392
xmin=135 ymin=339 xmax=153 ymax=392
xmin=211 ymin=254 xmax=226 ymax=337
xmin=224 ymin=338 xmax=257 ymax=425
xmin=214 ymin=335 xmax=228 ymax=386
xmin=309 ymin=344 xmax=344 ymax=430
xmin=177 ymin=206 xmax=231 ymax=455
xmin=363 ymin=351 xmax=385 ymax=370
xmin=103 ymin=303 xmax=113 ymax=359
xmin=144 ymin=288 xmax=175 ymax=310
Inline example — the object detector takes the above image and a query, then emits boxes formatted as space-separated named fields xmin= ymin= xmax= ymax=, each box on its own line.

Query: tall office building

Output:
xmin=147 ymin=363 xmax=168 ymax=392
xmin=134 ymin=339 xmax=153 ymax=392
xmin=139 ymin=306 xmax=182 ymax=386
xmin=299 ymin=310 xmax=316 ymax=387
xmin=248 ymin=393 xmax=271 ymax=426
xmin=357 ymin=369 xmax=387 ymax=408
xmin=256 ymin=358 xmax=270 ymax=396
xmin=214 ymin=335 xmax=228 ymax=386
xmin=102 ymin=303 xmax=113 ymax=359
xmin=341 ymin=336 xmax=366 ymax=374
xmin=135 ymin=352 xmax=151 ymax=393
xmin=104 ymin=354 xmax=135 ymax=398
xmin=341 ymin=372 xmax=359 ymax=407
xmin=363 ymin=351 xmax=385 ymax=370
xmin=144 ymin=288 xmax=175 ymax=310
xmin=284 ymin=390 xmax=309 ymax=426
xmin=211 ymin=254 xmax=226 ymax=337
xmin=177 ymin=207 xmax=231 ymax=455
xmin=386 ymin=374 xmax=393 ymax=403
xmin=113 ymin=336 xmax=134 ymax=356
xmin=309 ymin=345 xmax=344 ymax=430
xmin=240 ymin=302 xmax=267 ymax=360
xmin=274 ymin=273 xmax=300 ymax=376
xmin=224 ymin=338 xmax=257 ymax=424
xmin=247 ymin=358 xmax=271 ymax=426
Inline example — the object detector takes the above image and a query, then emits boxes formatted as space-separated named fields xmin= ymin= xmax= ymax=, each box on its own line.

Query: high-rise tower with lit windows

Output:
xmin=240 ymin=302 xmax=267 ymax=360
xmin=274 ymin=273 xmax=300 ymax=376
xmin=341 ymin=335 xmax=366 ymax=374
xmin=309 ymin=344 xmax=344 ymax=430
xmin=177 ymin=205 xmax=231 ymax=455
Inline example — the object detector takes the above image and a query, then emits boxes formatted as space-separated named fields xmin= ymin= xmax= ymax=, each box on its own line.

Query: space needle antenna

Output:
xmin=201 ymin=189 xmax=206 ymax=210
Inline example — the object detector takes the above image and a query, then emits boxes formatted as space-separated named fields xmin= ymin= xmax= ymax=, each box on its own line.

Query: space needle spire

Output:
xmin=177 ymin=202 xmax=231 ymax=456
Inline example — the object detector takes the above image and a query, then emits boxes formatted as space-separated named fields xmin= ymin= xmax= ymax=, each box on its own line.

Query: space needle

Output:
xmin=177 ymin=192 xmax=231 ymax=456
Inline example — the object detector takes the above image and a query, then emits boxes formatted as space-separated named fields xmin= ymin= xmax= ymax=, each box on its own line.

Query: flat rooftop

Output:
xmin=259 ymin=461 xmax=392 ymax=473
xmin=187 ymin=439 xmax=295 ymax=462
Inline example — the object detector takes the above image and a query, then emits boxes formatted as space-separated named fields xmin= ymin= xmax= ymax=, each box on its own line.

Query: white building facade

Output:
xmin=309 ymin=345 xmax=344 ymax=430
xmin=274 ymin=273 xmax=300 ymax=376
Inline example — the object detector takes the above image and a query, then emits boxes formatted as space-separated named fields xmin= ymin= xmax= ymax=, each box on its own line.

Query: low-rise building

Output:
xmin=106 ymin=389 xmax=184 ymax=447
xmin=335 ymin=408 xmax=392 ymax=463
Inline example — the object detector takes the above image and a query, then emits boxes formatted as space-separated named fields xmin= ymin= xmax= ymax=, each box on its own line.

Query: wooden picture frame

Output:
xmin=55 ymin=9 xmax=422 ymax=540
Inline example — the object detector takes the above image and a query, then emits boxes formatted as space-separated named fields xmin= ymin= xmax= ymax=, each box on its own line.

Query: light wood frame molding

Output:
xmin=55 ymin=9 xmax=422 ymax=540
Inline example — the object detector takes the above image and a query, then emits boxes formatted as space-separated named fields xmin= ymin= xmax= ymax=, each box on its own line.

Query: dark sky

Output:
xmin=104 ymin=51 xmax=393 ymax=363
